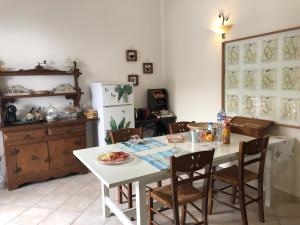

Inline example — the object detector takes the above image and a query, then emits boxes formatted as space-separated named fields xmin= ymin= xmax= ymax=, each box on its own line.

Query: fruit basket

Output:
xmin=187 ymin=122 xmax=218 ymax=142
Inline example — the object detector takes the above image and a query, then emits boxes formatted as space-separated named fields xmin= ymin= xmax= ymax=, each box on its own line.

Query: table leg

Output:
xmin=265 ymin=149 xmax=274 ymax=207
xmin=135 ymin=180 xmax=147 ymax=225
xmin=101 ymin=182 xmax=110 ymax=217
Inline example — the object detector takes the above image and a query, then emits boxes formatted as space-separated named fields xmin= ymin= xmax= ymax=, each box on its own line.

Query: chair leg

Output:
xmin=208 ymin=167 xmax=216 ymax=215
xmin=148 ymin=194 xmax=154 ymax=225
xmin=180 ymin=205 xmax=186 ymax=225
xmin=157 ymin=181 xmax=162 ymax=187
xmin=231 ymin=186 xmax=237 ymax=204
xmin=128 ymin=183 xmax=133 ymax=209
xmin=238 ymin=184 xmax=248 ymax=225
xmin=258 ymin=177 xmax=265 ymax=222
xmin=118 ymin=186 xmax=123 ymax=204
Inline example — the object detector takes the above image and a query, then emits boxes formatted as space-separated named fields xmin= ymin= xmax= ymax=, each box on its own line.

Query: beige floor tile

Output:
xmin=72 ymin=212 xmax=107 ymax=225
xmin=39 ymin=210 xmax=80 ymax=225
xmin=0 ymin=204 xmax=28 ymax=223
xmin=15 ymin=180 xmax=63 ymax=194
xmin=9 ymin=192 xmax=45 ymax=207
xmin=51 ymin=184 xmax=82 ymax=196
xmin=58 ymin=196 xmax=95 ymax=212
xmin=84 ymin=197 xmax=103 ymax=214
xmin=277 ymin=218 xmax=300 ymax=225
xmin=11 ymin=207 xmax=52 ymax=225
xmin=34 ymin=194 xmax=70 ymax=210
xmin=0 ymin=190 xmax=24 ymax=204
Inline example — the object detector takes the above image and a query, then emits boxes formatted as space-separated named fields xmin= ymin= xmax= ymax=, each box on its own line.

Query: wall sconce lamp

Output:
xmin=212 ymin=13 xmax=233 ymax=39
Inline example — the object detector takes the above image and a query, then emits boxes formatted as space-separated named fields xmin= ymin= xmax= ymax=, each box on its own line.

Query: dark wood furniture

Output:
xmin=169 ymin=121 xmax=192 ymax=134
xmin=147 ymin=89 xmax=168 ymax=113
xmin=148 ymin=149 xmax=215 ymax=225
xmin=0 ymin=62 xmax=90 ymax=190
xmin=110 ymin=128 xmax=143 ymax=209
xmin=2 ymin=118 xmax=92 ymax=190
xmin=208 ymin=136 xmax=269 ymax=225
xmin=135 ymin=116 xmax=177 ymax=137
xmin=230 ymin=116 xmax=273 ymax=138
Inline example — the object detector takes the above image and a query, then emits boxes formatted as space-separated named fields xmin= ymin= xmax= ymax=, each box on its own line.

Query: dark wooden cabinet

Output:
xmin=49 ymin=135 xmax=86 ymax=169
xmin=16 ymin=142 xmax=49 ymax=176
xmin=2 ymin=119 xmax=90 ymax=190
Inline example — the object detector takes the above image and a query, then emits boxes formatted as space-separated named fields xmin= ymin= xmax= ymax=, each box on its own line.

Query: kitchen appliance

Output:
xmin=5 ymin=105 xmax=17 ymax=123
xmin=91 ymin=83 xmax=135 ymax=146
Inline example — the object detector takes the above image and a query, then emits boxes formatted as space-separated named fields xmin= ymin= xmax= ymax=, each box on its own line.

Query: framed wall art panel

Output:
xmin=222 ymin=26 xmax=300 ymax=128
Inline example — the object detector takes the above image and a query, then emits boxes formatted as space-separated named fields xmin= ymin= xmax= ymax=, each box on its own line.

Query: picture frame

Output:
xmin=128 ymin=74 xmax=139 ymax=86
xmin=222 ymin=25 xmax=300 ymax=129
xmin=143 ymin=62 xmax=153 ymax=74
xmin=126 ymin=50 xmax=137 ymax=62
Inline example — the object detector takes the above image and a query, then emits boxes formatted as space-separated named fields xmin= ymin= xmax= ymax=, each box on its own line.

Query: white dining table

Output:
xmin=73 ymin=133 xmax=295 ymax=225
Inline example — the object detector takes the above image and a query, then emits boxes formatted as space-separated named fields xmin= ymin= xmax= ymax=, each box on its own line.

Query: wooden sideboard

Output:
xmin=1 ymin=118 xmax=92 ymax=190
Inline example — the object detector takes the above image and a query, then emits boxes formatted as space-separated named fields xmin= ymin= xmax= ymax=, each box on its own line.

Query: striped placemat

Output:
xmin=139 ymin=147 xmax=188 ymax=170
xmin=118 ymin=137 xmax=167 ymax=153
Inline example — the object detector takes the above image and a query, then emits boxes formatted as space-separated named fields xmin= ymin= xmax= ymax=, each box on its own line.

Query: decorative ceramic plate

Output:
xmin=97 ymin=151 xmax=134 ymax=165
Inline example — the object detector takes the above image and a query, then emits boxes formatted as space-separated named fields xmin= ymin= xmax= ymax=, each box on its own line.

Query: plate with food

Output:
xmin=97 ymin=151 xmax=134 ymax=165
xmin=167 ymin=134 xmax=185 ymax=143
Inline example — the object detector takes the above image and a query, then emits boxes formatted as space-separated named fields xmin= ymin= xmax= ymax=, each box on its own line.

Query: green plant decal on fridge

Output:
xmin=105 ymin=116 xmax=131 ymax=144
xmin=114 ymin=85 xmax=133 ymax=103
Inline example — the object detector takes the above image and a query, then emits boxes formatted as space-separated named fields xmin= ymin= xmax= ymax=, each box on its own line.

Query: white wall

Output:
xmin=0 ymin=0 xmax=165 ymax=109
xmin=0 ymin=0 xmax=164 ymax=185
xmin=163 ymin=0 xmax=300 ymax=197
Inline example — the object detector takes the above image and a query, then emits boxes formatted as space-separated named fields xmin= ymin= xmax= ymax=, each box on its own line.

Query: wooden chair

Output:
xmin=110 ymin=128 xmax=143 ymax=209
xmin=169 ymin=121 xmax=192 ymax=134
xmin=148 ymin=149 xmax=215 ymax=225
xmin=208 ymin=136 xmax=269 ymax=225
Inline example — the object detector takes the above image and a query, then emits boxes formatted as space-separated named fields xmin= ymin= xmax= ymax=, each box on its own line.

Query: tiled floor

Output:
xmin=0 ymin=173 xmax=299 ymax=225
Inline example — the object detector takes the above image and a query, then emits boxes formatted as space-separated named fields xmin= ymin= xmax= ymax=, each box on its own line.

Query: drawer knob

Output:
xmin=31 ymin=155 xmax=39 ymax=161
xmin=74 ymin=140 xmax=81 ymax=146
xmin=63 ymin=150 xmax=70 ymax=155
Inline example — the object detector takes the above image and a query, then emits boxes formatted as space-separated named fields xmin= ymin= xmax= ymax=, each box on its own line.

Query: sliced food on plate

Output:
xmin=97 ymin=151 xmax=130 ymax=164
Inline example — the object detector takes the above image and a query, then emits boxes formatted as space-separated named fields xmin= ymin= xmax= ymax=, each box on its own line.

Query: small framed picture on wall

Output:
xmin=143 ymin=62 xmax=153 ymax=74
xmin=126 ymin=50 xmax=137 ymax=61
xmin=128 ymin=74 xmax=139 ymax=86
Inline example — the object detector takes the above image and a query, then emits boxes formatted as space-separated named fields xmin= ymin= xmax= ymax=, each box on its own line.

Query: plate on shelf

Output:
xmin=96 ymin=151 xmax=134 ymax=165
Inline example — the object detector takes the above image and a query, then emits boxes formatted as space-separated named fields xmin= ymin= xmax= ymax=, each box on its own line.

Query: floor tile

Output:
xmin=34 ymin=194 xmax=69 ymax=210
xmin=58 ymin=196 xmax=95 ymax=212
xmin=38 ymin=210 xmax=80 ymax=225
xmin=9 ymin=192 xmax=44 ymax=207
xmin=0 ymin=204 xmax=28 ymax=223
xmin=72 ymin=212 xmax=107 ymax=225
xmin=10 ymin=207 xmax=52 ymax=225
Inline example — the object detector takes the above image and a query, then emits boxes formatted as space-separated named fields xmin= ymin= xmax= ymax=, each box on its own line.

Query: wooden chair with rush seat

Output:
xmin=148 ymin=149 xmax=215 ymax=225
xmin=169 ymin=121 xmax=192 ymax=134
xmin=208 ymin=136 xmax=270 ymax=225
xmin=110 ymin=128 xmax=143 ymax=209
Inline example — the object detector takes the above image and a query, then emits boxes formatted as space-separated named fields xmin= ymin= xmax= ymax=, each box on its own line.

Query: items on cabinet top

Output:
xmin=0 ymin=61 xmax=97 ymax=128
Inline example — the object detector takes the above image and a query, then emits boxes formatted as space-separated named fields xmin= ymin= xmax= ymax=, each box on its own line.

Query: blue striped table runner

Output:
xmin=118 ymin=137 xmax=167 ymax=153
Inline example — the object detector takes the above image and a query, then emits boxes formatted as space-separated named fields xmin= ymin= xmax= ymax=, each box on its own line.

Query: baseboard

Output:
xmin=274 ymin=188 xmax=300 ymax=203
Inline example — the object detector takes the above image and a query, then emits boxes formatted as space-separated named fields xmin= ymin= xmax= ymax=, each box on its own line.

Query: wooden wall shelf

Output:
xmin=0 ymin=69 xmax=79 ymax=76
xmin=0 ymin=92 xmax=82 ymax=100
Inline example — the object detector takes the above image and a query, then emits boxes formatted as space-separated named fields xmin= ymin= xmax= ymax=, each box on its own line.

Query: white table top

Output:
xmin=73 ymin=133 xmax=294 ymax=188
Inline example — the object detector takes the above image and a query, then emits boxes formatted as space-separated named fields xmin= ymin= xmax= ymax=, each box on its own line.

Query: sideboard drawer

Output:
xmin=3 ymin=129 xmax=48 ymax=142
xmin=48 ymin=124 xmax=85 ymax=136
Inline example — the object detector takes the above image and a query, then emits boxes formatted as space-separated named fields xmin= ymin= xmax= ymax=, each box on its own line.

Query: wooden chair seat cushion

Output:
xmin=213 ymin=165 xmax=258 ymax=185
xmin=150 ymin=183 xmax=203 ymax=207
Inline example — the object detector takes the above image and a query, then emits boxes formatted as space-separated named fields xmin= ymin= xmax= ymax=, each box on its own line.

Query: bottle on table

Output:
xmin=217 ymin=109 xmax=226 ymax=141
xmin=222 ymin=119 xmax=231 ymax=144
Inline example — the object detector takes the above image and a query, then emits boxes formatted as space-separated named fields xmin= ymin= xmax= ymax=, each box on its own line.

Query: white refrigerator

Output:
xmin=91 ymin=82 xmax=135 ymax=146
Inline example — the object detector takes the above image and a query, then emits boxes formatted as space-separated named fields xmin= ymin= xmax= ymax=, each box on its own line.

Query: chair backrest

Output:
xmin=110 ymin=128 xmax=143 ymax=144
xmin=169 ymin=121 xmax=192 ymax=134
xmin=238 ymin=136 xmax=269 ymax=181
xmin=170 ymin=149 xmax=215 ymax=225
